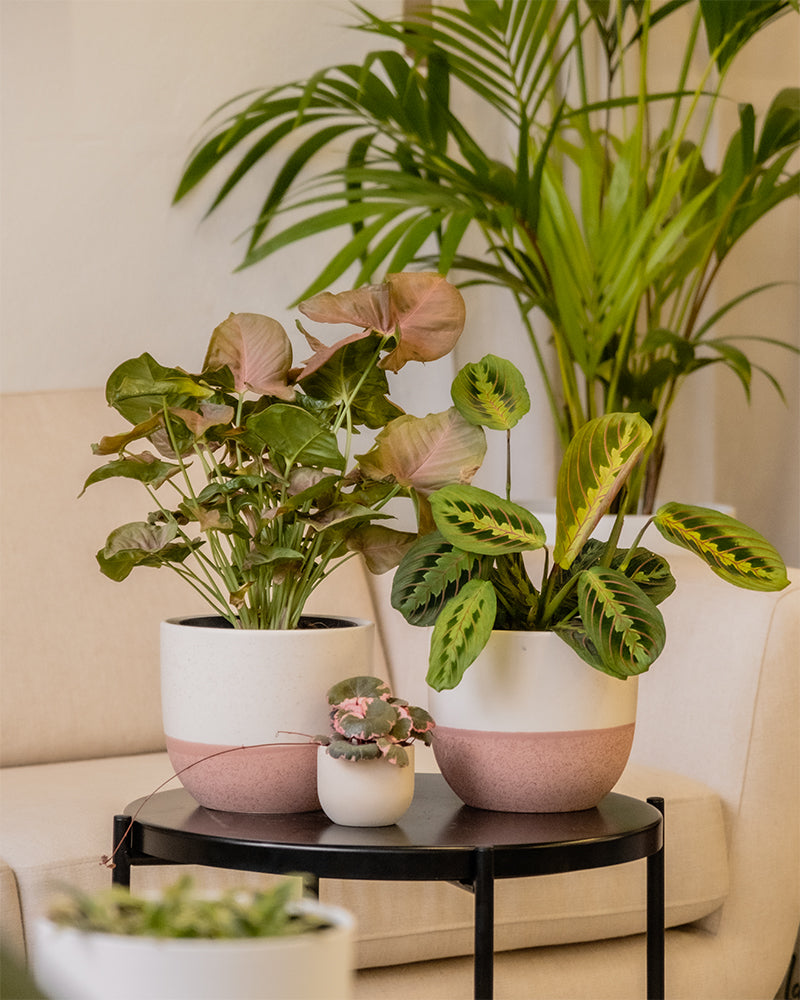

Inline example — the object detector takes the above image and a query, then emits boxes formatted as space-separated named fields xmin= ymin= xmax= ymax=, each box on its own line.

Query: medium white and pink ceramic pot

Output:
xmin=428 ymin=630 xmax=637 ymax=813
xmin=161 ymin=615 xmax=375 ymax=814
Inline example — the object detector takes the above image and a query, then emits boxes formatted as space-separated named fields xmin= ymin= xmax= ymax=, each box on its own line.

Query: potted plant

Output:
xmin=82 ymin=272 xmax=485 ymax=812
xmin=172 ymin=0 xmax=800 ymax=512
xmin=389 ymin=354 xmax=789 ymax=812
xmin=315 ymin=675 xmax=435 ymax=826
xmin=33 ymin=877 xmax=354 ymax=1000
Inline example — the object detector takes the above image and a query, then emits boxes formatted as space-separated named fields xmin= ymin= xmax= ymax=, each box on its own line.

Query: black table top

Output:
xmin=122 ymin=775 xmax=662 ymax=883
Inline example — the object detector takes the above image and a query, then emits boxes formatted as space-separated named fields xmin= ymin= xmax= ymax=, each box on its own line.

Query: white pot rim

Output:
xmin=35 ymin=901 xmax=354 ymax=948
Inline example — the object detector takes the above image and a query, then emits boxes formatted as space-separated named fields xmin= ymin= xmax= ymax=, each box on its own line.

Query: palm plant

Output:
xmin=174 ymin=0 xmax=800 ymax=511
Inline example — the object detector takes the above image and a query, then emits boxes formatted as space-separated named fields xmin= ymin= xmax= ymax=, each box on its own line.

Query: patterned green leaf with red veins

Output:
xmin=426 ymin=578 xmax=497 ymax=692
xmin=450 ymin=354 xmax=531 ymax=430
xmin=577 ymin=566 xmax=666 ymax=678
xmin=653 ymin=502 xmax=789 ymax=591
xmin=430 ymin=484 xmax=546 ymax=555
xmin=391 ymin=530 xmax=490 ymax=626
xmin=553 ymin=413 xmax=652 ymax=570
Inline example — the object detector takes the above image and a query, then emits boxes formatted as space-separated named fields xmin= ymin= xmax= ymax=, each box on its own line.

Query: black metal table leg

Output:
xmin=473 ymin=846 xmax=495 ymax=1000
xmin=111 ymin=814 xmax=132 ymax=888
xmin=646 ymin=797 xmax=665 ymax=999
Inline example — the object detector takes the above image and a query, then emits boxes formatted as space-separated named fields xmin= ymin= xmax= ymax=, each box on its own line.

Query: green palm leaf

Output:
xmin=431 ymin=484 xmax=546 ymax=555
xmin=553 ymin=413 xmax=652 ymax=570
xmin=576 ymin=567 xmax=666 ymax=678
xmin=653 ymin=503 xmax=789 ymax=591
xmin=426 ymin=578 xmax=497 ymax=691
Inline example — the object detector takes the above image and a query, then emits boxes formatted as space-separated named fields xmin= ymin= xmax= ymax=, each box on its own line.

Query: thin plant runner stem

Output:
xmin=101 ymin=742 xmax=311 ymax=871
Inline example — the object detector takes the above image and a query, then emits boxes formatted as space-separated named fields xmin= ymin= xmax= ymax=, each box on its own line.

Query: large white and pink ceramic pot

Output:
xmin=428 ymin=630 xmax=637 ymax=813
xmin=161 ymin=615 xmax=374 ymax=813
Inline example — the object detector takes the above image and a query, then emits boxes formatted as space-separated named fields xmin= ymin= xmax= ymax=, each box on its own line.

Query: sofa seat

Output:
xmin=0 ymin=751 xmax=727 ymax=972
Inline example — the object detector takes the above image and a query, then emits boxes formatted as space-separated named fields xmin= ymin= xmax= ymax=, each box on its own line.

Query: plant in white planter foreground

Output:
xmin=391 ymin=355 xmax=790 ymax=812
xmin=315 ymin=675 xmax=435 ymax=827
xmin=82 ymin=272 xmax=486 ymax=812
xmin=34 ymin=877 xmax=354 ymax=1000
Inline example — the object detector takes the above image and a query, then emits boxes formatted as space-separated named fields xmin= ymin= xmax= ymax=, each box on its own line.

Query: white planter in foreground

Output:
xmin=428 ymin=630 xmax=638 ymax=813
xmin=33 ymin=900 xmax=355 ymax=1000
xmin=161 ymin=615 xmax=375 ymax=813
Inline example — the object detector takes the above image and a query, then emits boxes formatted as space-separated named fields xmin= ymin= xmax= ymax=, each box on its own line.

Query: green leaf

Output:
xmin=653 ymin=503 xmax=789 ymax=591
xmin=96 ymin=520 xmax=199 ymax=581
xmin=327 ymin=739 xmax=381 ymax=761
xmin=615 ymin=548 xmax=676 ymax=606
xmin=391 ymin=530 xmax=490 ymax=626
xmin=327 ymin=675 xmax=391 ymax=704
xmin=430 ymin=484 xmax=546 ymax=555
xmin=756 ymin=87 xmax=800 ymax=162
xmin=699 ymin=0 xmax=787 ymax=72
xmin=576 ymin=567 xmax=666 ymax=678
xmin=450 ymin=354 xmax=530 ymax=430
xmin=490 ymin=551 xmax=539 ymax=629
xmin=332 ymin=696 xmax=397 ymax=741
xmin=553 ymin=414 xmax=652 ymax=570
xmin=426 ymin=579 xmax=497 ymax=691
xmin=80 ymin=453 xmax=181 ymax=495
xmin=105 ymin=354 xmax=214 ymax=425
xmin=246 ymin=404 xmax=345 ymax=472
xmin=298 ymin=333 xmax=400 ymax=430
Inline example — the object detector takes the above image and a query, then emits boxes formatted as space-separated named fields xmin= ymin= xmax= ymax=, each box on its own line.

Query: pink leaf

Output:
xmin=357 ymin=408 xmax=486 ymax=495
xmin=203 ymin=313 xmax=295 ymax=399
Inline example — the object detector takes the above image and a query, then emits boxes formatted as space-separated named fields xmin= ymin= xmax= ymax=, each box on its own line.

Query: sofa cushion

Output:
xmin=0 ymin=752 xmax=727 ymax=969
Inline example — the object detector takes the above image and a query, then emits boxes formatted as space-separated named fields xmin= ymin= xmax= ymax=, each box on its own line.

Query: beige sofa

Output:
xmin=2 ymin=388 xmax=798 ymax=999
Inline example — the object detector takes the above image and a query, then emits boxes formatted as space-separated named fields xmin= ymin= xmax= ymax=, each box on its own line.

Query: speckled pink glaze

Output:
xmin=432 ymin=723 xmax=636 ymax=813
xmin=165 ymin=736 xmax=320 ymax=814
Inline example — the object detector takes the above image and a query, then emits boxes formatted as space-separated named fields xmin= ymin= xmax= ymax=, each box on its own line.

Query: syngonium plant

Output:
xmin=173 ymin=0 xmax=800 ymax=512
xmin=82 ymin=273 xmax=488 ymax=629
xmin=317 ymin=675 xmax=435 ymax=767
xmin=390 ymin=355 xmax=790 ymax=691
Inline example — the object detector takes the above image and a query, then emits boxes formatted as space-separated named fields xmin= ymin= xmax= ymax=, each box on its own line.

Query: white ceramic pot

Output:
xmin=317 ymin=744 xmax=415 ymax=827
xmin=428 ymin=631 xmax=637 ymax=813
xmin=161 ymin=615 xmax=375 ymax=813
xmin=33 ymin=900 xmax=354 ymax=1000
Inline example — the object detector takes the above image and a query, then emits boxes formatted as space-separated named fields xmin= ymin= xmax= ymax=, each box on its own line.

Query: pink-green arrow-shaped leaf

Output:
xmin=203 ymin=313 xmax=295 ymax=399
xmin=553 ymin=413 xmax=652 ymax=569
xmin=298 ymin=272 xmax=465 ymax=373
xmin=653 ymin=503 xmax=789 ymax=591
xmin=356 ymin=408 xmax=486 ymax=495
xmin=577 ymin=566 xmax=666 ymax=678
xmin=430 ymin=484 xmax=546 ymax=555
xmin=427 ymin=578 xmax=497 ymax=692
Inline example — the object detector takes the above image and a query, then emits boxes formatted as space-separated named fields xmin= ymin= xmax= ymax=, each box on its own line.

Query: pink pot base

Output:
xmin=432 ymin=723 xmax=636 ymax=813
xmin=165 ymin=736 xmax=319 ymax=814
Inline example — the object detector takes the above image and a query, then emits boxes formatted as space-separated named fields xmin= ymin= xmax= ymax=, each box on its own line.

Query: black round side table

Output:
xmin=112 ymin=774 xmax=664 ymax=1000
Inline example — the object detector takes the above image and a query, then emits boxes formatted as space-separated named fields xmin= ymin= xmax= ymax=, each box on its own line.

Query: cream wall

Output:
xmin=1 ymin=0 xmax=798 ymax=563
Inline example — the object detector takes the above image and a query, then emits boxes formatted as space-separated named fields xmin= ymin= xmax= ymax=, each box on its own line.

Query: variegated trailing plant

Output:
xmin=316 ymin=675 xmax=434 ymax=767
xmin=82 ymin=273 xmax=488 ymax=629
xmin=391 ymin=355 xmax=790 ymax=691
